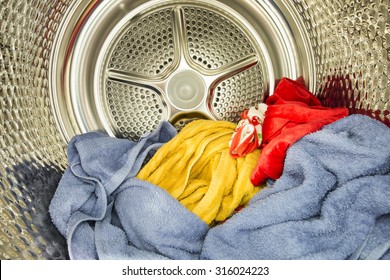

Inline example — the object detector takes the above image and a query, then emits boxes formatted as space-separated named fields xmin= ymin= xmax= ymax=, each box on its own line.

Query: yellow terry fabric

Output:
xmin=137 ymin=120 xmax=264 ymax=225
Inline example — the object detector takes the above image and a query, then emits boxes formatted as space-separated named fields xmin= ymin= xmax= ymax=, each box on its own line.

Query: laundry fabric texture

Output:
xmin=137 ymin=120 xmax=263 ymax=225
xmin=49 ymin=122 xmax=209 ymax=260
xmin=49 ymin=114 xmax=390 ymax=260
xmin=250 ymin=77 xmax=349 ymax=186
xmin=202 ymin=115 xmax=390 ymax=260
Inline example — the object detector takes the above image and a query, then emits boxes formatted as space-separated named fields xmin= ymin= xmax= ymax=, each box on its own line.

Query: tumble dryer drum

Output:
xmin=0 ymin=0 xmax=389 ymax=259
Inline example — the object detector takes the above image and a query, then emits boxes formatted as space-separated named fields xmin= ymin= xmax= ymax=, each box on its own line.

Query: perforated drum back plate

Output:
xmin=97 ymin=2 xmax=269 ymax=139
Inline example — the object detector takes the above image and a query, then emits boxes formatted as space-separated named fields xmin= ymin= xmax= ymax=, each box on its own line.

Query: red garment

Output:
xmin=250 ymin=78 xmax=349 ymax=186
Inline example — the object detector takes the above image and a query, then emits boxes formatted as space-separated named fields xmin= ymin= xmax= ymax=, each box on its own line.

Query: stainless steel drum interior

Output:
xmin=0 ymin=0 xmax=389 ymax=259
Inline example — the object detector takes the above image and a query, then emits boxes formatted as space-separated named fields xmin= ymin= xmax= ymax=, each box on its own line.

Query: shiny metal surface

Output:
xmin=98 ymin=1 xmax=272 ymax=137
xmin=0 ymin=0 xmax=71 ymax=259
xmin=0 ymin=0 xmax=389 ymax=259
xmin=51 ymin=0 xmax=313 ymax=141
xmin=295 ymin=0 xmax=389 ymax=125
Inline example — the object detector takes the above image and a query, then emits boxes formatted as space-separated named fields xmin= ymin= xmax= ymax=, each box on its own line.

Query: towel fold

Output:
xmin=250 ymin=78 xmax=349 ymax=185
xmin=137 ymin=120 xmax=263 ymax=225
xmin=49 ymin=122 xmax=209 ymax=260
xmin=50 ymin=115 xmax=390 ymax=260
xmin=202 ymin=115 xmax=390 ymax=260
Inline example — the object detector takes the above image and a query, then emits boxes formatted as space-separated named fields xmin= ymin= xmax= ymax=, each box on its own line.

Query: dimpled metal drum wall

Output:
xmin=0 ymin=0 xmax=389 ymax=259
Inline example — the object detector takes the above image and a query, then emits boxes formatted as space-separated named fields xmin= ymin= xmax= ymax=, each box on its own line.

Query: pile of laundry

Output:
xmin=49 ymin=78 xmax=390 ymax=260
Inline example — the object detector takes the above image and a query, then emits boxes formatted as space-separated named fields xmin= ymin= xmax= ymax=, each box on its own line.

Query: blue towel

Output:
xmin=49 ymin=122 xmax=209 ymax=259
xmin=50 ymin=115 xmax=390 ymax=260
xmin=201 ymin=115 xmax=390 ymax=259
xmin=349 ymin=214 xmax=390 ymax=260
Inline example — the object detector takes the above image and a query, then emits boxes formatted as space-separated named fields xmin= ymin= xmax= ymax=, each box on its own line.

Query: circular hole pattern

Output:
xmin=184 ymin=6 xmax=255 ymax=70
xmin=105 ymin=80 xmax=166 ymax=139
xmin=293 ymin=0 xmax=389 ymax=123
xmin=173 ymin=118 xmax=200 ymax=131
xmin=0 ymin=0 xmax=70 ymax=260
xmin=212 ymin=65 xmax=264 ymax=122
xmin=108 ymin=8 xmax=175 ymax=76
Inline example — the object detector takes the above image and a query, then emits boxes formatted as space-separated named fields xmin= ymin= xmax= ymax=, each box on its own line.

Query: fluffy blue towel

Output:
xmin=201 ymin=115 xmax=390 ymax=259
xmin=50 ymin=115 xmax=390 ymax=260
xmin=49 ymin=122 xmax=209 ymax=259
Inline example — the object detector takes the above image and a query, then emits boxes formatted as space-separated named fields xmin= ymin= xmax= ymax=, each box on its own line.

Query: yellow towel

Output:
xmin=137 ymin=120 xmax=264 ymax=225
